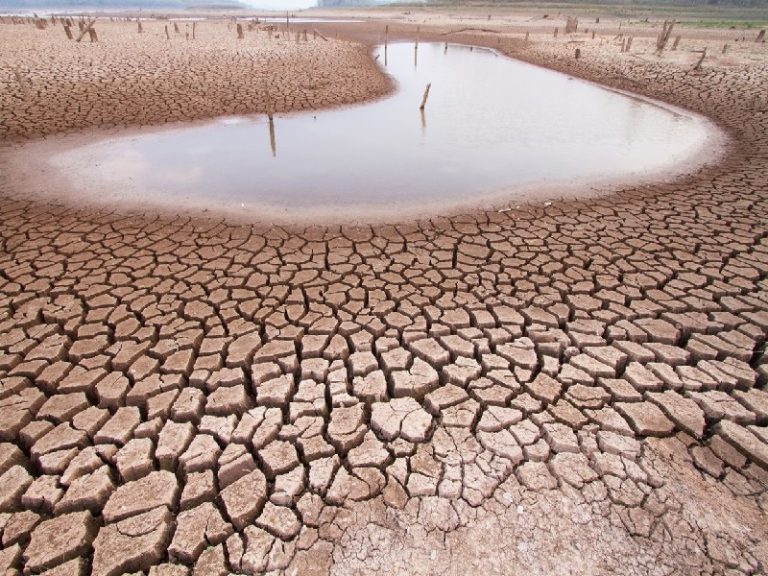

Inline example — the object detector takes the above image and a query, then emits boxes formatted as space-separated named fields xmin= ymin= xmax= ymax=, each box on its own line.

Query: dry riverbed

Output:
xmin=0 ymin=10 xmax=767 ymax=576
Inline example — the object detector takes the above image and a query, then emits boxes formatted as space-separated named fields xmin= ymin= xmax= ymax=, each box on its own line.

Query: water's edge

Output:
xmin=0 ymin=42 xmax=729 ymax=225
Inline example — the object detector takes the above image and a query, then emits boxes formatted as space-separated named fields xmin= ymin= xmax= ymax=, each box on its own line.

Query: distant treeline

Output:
xmin=318 ymin=0 xmax=386 ymax=5
xmin=0 ymin=0 xmax=244 ymax=8
xmin=421 ymin=0 xmax=768 ymax=7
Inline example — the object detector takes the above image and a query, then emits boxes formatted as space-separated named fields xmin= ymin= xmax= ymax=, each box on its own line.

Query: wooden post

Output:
xmin=174 ymin=21 xmax=179 ymax=33
xmin=575 ymin=48 xmax=581 ymax=59
xmin=88 ymin=27 xmax=97 ymax=42
xmin=419 ymin=83 xmax=431 ymax=110
xmin=63 ymin=24 xmax=72 ymax=39
xmin=756 ymin=29 xmax=765 ymax=42
xmin=656 ymin=20 xmax=674 ymax=53
xmin=165 ymin=25 xmax=169 ymax=40
xmin=693 ymin=48 xmax=706 ymax=71
xmin=75 ymin=19 xmax=95 ymax=42
xmin=722 ymin=43 xmax=728 ymax=54
xmin=554 ymin=27 xmax=558 ymax=38
xmin=192 ymin=21 xmax=196 ymax=40
xmin=672 ymin=35 xmax=681 ymax=50
xmin=137 ymin=19 xmax=142 ymax=33
xmin=237 ymin=23 xmax=243 ymax=39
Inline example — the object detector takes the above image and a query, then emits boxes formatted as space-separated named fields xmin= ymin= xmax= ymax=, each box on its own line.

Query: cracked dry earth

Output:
xmin=0 ymin=20 xmax=390 ymax=140
xmin=1 ymin=20 xmax=768 ymax=576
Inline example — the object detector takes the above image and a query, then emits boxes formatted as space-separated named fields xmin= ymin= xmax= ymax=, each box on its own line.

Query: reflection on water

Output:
xmin=268 ymin=116 xmax=277 ymax=157
xmin=49 ymin=43 xmax=713 ymax=215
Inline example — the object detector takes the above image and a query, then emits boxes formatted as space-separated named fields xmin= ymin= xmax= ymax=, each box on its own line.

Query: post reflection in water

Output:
xmin=268 ymin=116 xmax=277 ymax=158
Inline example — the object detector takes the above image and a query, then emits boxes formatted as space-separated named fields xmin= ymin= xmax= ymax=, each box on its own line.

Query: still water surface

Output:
xmin=46 ymin=42 xmax=716 ymax=219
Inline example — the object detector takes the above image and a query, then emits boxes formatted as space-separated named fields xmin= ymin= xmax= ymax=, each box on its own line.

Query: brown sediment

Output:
xmin=0 ymin=11 xmax=767 ymax=576
xmin=0 ymin=19 xmax=394 ymax=142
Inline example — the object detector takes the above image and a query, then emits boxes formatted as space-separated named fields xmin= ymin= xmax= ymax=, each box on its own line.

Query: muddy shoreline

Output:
xmin=0 ymin=20 xmax=745 ymax=229
xmin=0 ymin=37 xmax=729 ymax=226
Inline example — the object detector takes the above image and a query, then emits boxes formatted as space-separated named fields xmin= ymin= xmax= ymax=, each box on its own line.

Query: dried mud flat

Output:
xmin=0 ymin=13 xmax=768 ymax=576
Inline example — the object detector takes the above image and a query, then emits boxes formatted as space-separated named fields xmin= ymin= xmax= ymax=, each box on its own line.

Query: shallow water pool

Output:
xmin=16 ymin=42 xmax=719 ymax=221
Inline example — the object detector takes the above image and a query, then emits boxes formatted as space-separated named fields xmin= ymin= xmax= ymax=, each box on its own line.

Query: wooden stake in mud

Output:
xmin=75 ymin=19 xmax=96 ymax=42
xmin=693 ymin=48 xmax=706 ymax=71
xmin=625 ymin=36 xmax=633 ymax=52
xmin=419 ymin=83 xmax=431 ymax=110
xmin=237 ymin=23 xmax=243 ymax=39
xmin=174 ymin=21 xmax=179 ymax=33
xmin=575 ymin=48 xmax=581 ymax=59
xmin=722 ymin=43 xmax=729 ymax=54
xmin=525 ymin=31 xmax=529 ymax=41
xmin=192 ymin=21 xmax=196 ymax=40
xmin=554 ymin=27 xmax=558 ymax=38
xmin=313 ymin=29 xmax=327 ymax=41
xmin=672 ymin=35 xmax=681 ymax=50
xmin=137 ymin=19 xmax=142 ymax=33
xmin=591 ymin=30 xmax=595 ymax=39
xmin=755 ymin=29 xmax=765 ymax=43
xmin=63 ymin=23 xmax=72 ymax=39
xmin=384 ymin=24 xmax=388 ymax=48
xmin=165 ymin=25 xmax=169 ymax=40
xmin=88 ymin=27 xmax=98 ymax=42
xmin=656 ymin=19 xmax=674 ymax=53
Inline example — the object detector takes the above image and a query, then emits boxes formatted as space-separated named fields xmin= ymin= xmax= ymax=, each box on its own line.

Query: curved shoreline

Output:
xmin=0 ymin=38 xmax=730 ymax=227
